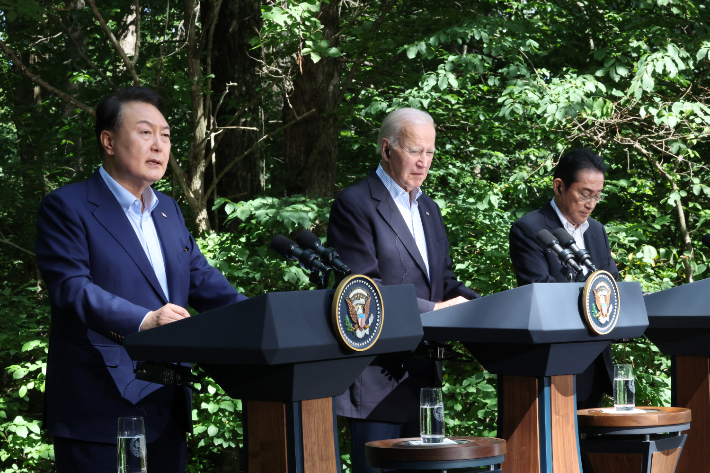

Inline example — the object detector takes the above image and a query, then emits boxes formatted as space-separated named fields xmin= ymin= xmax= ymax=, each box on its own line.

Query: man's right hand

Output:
xmin=140 ymin=303 xmax=190 ymax=331
xmin=433 ymin=296 xmax=469 ymax=311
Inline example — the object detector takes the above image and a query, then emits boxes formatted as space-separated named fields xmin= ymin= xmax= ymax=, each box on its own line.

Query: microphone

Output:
xmin=270 ymin=235 xmax=330 ymax=273
xmin=296 ymin=230 xmax=352 ymax=275
xmin=552 ymin=227 xmax=598 ymax=273
xmin=702 ymin=234 xmax=710 ymax=249
xmin=536 ymin=229 xmax=583 ymax=273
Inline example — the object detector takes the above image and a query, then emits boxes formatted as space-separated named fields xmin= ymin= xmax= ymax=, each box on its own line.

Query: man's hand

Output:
xmin=433 ymin=296 xmax=469 ymax=311
xmin=140 ymin=303 xmax=190 ymax=330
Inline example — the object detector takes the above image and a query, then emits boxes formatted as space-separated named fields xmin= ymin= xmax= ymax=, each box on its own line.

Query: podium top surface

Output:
xmin=645 ymin=277 xmax=710 ymax=327
xmin=421 ymin=281 xmax=647 ymax=344
xmin=124 ymin=284 xmax=423 ymax=365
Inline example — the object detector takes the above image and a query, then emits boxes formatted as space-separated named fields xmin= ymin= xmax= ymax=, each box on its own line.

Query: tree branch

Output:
xmin=203 ymin=109 xmax=316 ymax=201
xmin=49 ymin=13 xmax=118 ymax=91
xmin=0 ymin=38 xmax=96 ymax=116
xmin=132 ymin=0 xmax=141 ymax=66
xmin=86 ymin=0 xmax=141 ymax=85
xmin=0 ymin=229 xmax=35 ymax=258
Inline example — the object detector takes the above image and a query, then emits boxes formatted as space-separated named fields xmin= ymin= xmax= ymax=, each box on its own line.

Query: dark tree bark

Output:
xmin=283 ymin=1 xmax=340 ymax=197
xmin=62 ymin=0 xmax=87 ymax=173
xmin=208 ymin=0 xmax=265 ymax=206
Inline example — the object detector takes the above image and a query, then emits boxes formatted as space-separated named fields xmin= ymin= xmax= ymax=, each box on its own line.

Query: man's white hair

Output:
xmin=377 ymin=108 xmax=435 ymax=156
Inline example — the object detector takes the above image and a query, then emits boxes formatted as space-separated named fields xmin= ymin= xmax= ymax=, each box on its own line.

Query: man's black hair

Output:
xmin=94 ymin=86 xmax=167 ymax=157
xmin=553 ymin=148 xmax=608 ymax=189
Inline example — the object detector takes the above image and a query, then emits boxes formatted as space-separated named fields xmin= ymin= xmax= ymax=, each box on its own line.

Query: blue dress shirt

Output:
xmin=376 ymin=164 xmax=430 ymax=280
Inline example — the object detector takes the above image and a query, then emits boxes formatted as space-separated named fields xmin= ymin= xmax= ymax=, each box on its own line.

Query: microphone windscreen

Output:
xmin=536 ymin=229 xmax=556 ymax=247
xmin=271 ymin=234 xmax=297 ymax=258
xmin=702 ymin=233 xmax=710 ymax=249
xmin=552 ymin=227 xmax=575 ymax=245
xmin=296 ymin=230 xmax=322 ymax=251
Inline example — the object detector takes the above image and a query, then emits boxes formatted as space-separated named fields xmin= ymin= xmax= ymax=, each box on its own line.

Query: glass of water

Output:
xmin=420 ymin=387 xmax=445 ymax=443
xmin=613 ymin=364 xmax=635 ymax=411
xmin=117 ymin=417 xmax=147 ymax=473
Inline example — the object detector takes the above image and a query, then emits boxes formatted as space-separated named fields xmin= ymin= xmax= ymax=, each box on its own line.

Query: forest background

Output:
xmin=1 ymin=0 xmax=709 ymax=471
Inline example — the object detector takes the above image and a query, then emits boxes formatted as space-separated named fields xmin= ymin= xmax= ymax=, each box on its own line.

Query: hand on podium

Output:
xmin=434 ymin=296 xmax=468 ymax=311
xmin=140 ymin=303 xmax=190 ymax=330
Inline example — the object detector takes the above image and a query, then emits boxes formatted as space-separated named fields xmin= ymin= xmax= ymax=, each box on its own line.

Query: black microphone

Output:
xmin=552 ymin=227 xmax=598 ymax=273
xmin=702 ymin=234 xmax=710 ymax=249
xmin=270 ymin=235 xmax=330 ymax=273
xmin=296 ymin=230 xmax=352 ymax=275
xmin=536 ymin=229 xmax=583 ymax=273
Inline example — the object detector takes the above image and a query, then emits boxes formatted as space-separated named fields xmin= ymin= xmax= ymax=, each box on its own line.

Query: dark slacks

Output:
xmin=348 ymin=417 xmax=420 ymax=473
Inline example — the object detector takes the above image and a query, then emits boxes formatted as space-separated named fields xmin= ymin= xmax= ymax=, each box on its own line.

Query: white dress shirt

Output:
xmin=376 ymin=164 xmax=429 ymax=280
xmin=550 ymin=198 xmax=589 ymax=274
xmin=100 ymin=166 xmax=169 ymax=328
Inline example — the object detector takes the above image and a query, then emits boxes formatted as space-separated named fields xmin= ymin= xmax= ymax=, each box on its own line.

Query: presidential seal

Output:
xmin=332 ymin=275 xmax=384 ymax=351
xmin=582 ymin=270 xmax=621 ymax=335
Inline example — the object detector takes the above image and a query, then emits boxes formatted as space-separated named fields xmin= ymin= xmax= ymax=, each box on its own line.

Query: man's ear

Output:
xmin=552 ymin=178 xmax=564 ymax=195
xmin=100 ymin=130 xmax=115 ymax=156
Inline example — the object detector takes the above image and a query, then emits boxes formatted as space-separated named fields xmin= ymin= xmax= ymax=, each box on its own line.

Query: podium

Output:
xmin=644 ymin=277 xmax=710 ymax=473
xmin=421 ymin=282 xmax=648 ymax=473
xmin=124 ymin=285 xmax=423 ymax=473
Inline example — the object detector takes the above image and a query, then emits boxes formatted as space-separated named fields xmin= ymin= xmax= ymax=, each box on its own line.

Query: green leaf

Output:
xmin=208 ymin=425 xmax=219 ymax=437
xmin=16 ymin=425 xmax=28 ymax=438
xmin=407 ymin=45 xmax=417 ymax=59
xmin=642 ymin=74 xmax=654 ymax=92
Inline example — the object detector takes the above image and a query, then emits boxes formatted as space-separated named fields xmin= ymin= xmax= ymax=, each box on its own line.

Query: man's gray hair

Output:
xmin=377 ymin=108 xmax=435 ymax=156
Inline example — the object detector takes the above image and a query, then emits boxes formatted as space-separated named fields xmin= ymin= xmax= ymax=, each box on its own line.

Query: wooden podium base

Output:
xmin=499 ymin=375 xmax=581 ymax=473
xmin=673 ymin=356 xmax=710 ymax=473
xmin=243 ymin=398 xmax=340 ymax=473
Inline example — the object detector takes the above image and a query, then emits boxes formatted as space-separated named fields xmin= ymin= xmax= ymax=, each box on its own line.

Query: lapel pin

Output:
xmin=161 ymin=212 xmax=167 ymax=218
xmin=426 ymin=212 xmax=430 ymax=215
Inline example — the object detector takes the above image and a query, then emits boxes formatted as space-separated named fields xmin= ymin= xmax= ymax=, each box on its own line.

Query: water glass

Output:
xmin=613 ymin=364 xmax=635 ymax=411
xmin=117 ymin=417 xmax=147 ymax=473
xmin=420 ymin=387 xmax=445 ymax=443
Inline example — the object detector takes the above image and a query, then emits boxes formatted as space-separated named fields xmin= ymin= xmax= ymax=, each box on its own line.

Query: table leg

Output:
xmin=674 ymin=355 xmax=710 ymax=473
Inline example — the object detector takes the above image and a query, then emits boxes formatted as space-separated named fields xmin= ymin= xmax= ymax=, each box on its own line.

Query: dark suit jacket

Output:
xmin=328 ymin=169 xmax=479 ymax=422
xmin=509 ymin=201 xmax=619 ymax=405
xmin=35 ymin=168 xmax=247 ymax=444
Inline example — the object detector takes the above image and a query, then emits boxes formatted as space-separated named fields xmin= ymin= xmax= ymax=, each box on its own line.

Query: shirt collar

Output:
xmin=99 ymin=165 xmax=159 ymax=214
xmin=376 ymin=164 xmax=422 ymax=206
xmin=550 ymin=198 xmax=589 ymax=235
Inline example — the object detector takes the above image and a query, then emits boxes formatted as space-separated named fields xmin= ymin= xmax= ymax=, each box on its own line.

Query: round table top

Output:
xmin=578 ymin=406 xmax=691 ymax=428
xmin=365 ymin=436 xmax=506 ymax=463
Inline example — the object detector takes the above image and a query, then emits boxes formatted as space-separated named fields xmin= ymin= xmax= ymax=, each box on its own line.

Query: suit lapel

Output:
xmin=419 ymin=198 xmax=438 ymax=290
xmin=151 ymin=197 xmax=180 ymax=302
xmin=542 ymin=201 xmax=563 ymax=231
xmin=583 ymin=223 xmax=602 ymax=269
xmin=88 ymin=170 xmax=168 ymax=304
xmin=369 ymin=172 xmax=431 ymax=285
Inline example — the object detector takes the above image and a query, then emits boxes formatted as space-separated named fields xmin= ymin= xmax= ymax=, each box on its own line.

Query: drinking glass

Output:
xmin=613 ymin=364 xmax=635 ymax=411
xmin=420 ymin=387 xmax=445 ymax=443
xmin=117 ymin=417 xmax=147 ymax=473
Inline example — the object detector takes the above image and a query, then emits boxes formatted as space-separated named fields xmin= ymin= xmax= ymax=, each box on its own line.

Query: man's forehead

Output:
xmin=122 ymin=102 xmax=169 ymax=127
xmin=399 ymin=123 xmax=436 ymax=142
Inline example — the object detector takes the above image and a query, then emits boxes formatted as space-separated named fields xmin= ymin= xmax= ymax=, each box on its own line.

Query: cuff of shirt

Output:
xmin=138 ymin=311 xmax=151 ymax=332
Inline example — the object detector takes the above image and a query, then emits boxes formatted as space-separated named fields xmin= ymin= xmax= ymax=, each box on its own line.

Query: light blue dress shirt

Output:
xmin=99 ymin=166 xmax=170 ymax=328
xmin=376 ymin=164 xmax=430 ymax=280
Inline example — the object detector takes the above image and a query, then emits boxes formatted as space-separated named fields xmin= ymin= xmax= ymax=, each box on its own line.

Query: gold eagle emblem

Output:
xmin=346 ymin=294 xmax=371 ymax=331
xmin=593 ymin=283 xmax=613 ymax=324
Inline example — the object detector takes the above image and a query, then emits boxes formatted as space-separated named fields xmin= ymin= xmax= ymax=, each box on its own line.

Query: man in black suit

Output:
xmin=328 ymin=108 xmax=479 ymax=473
xmin=509 ymin=148 xmax=619 ymax=408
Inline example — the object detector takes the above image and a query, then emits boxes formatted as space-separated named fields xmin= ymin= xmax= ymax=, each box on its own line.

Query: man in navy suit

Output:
xmin=509 ymin=148 xmax=619 ymax=409
xmin=328 ymin=108 xmax=479 ymax=473
xmin=35 ymin=87 xmax=247 ymax=472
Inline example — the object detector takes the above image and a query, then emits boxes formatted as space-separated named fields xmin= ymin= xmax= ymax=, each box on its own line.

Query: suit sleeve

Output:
xmin=509 ymin=219 xmax=558 ymax=286
xmin=35 ymin=192 xmax=149 ymax=339
xmin=435 ymin=204 xmax=480 ymax=302
xmin=174 ymin=200 xmax=248 ymax=312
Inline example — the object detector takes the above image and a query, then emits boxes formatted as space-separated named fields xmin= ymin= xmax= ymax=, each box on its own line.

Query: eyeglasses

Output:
xmin=401 ymin=145 xmax=435 ymax=159
xmin=579 ymin=192 xmax=605 ymax=203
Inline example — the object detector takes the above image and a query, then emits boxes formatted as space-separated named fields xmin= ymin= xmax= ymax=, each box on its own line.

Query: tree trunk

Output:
xmin=283 ymin=1 xmax=340 ymax=197
xmin=208 ymin=0 xmax=264 ymax=227
xmin=62 ymin=0 xmax=86 ymax=174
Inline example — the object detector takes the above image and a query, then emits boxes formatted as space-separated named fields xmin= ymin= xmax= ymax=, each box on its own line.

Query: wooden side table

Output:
xmin=577 ymin=407 xmax=691 ymax=473
xmin=365 ymin=436 xmax=505 ymax=472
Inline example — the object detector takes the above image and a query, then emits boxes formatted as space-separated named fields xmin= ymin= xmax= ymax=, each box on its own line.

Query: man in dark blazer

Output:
xmin=328 ymin=108 xmax=479 ymax=473
xmin=35 ymin=87 xmax=247 ymax=472
xmin=509 ymin=148 xmax=619 ymax=409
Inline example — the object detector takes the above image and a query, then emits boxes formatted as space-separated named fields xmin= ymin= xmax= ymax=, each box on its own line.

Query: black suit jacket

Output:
xmin=509 ymin=201 xmax=619 ymax=406
xmin=328 ymin=169 xmax=479 ymax=421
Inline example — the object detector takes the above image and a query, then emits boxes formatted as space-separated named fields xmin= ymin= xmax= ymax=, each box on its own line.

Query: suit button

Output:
xmin=184 ymin=247 xmax=188 ymax=252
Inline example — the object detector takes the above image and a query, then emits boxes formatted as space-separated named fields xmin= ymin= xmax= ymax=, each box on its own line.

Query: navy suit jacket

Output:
xmin=36 ymin=168 xmax=247 ymax=444
xmin=509 ymin=202 xmax=619 ymax=404
xmin=328 ymin=170 xmax=479 ymax=422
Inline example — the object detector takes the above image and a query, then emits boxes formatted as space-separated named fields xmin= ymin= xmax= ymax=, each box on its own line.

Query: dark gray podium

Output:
xmin=422 ymin=282 xmax=648 ymax=473
xmin=124 ymin=285 xmax=423 ymax=473
xmin=645 ymin=277 xmax=710 ymax=473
